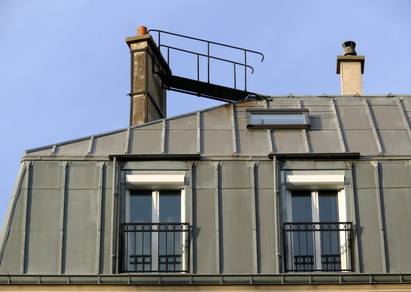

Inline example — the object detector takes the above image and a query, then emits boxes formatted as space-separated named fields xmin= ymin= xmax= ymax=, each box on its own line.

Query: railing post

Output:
xmin=244 ymin=51 xmax=247 ymax=91
xmin=207 ymin=42 xmax=210 ymax=84
xmin=197 ymin=55 xmax=200 ymax=82
xmin=167 ymin=47 xmax=170 ymax=65
xmin=233 ymin=64 xmax=237 ymax=89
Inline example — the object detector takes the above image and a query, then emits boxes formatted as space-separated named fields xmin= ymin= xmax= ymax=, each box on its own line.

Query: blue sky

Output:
xmin=1 ymin=0 xmax=411 ymax=225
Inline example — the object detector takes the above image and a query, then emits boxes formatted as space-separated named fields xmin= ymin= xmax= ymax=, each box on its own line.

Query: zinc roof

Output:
xmin=24 ymin=95 xmax=411 ymax=158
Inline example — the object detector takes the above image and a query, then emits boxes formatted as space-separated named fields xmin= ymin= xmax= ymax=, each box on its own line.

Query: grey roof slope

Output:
xmin=24 ymin=95 xmax=411 ymax=158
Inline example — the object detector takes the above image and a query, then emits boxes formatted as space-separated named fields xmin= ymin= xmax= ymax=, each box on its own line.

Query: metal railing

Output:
xmin=148 ymin=29 xmax=264 ymax=91
xmin=283 ymin=222 xmax=353 ymax=272
xmin=120 ymin=223 xmax=190 ymax=273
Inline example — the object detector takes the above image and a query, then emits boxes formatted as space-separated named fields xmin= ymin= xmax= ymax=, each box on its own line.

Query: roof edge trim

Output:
xmin=109 ymin=154 xmax=201 ymax=161
xmin=270 ymin=152 xmax=361 ymax=160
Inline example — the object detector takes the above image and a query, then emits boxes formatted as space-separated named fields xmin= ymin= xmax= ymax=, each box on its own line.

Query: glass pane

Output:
xmin=250 ymin=113 xmax=305 ymax=125
xmin=291 ymin=190 xmax=313 ymax=271
xmin=318 ymin=190 xmax=339 ymax=222
xmin=129 ymin=190 xmax=152 ymax=223
xmin=159 ymin=190 xmax=181 ymax=271
xmin=291 ymin=190 xmax=312 ymax=222
xmin=128 ymin=190 xmax=152 ymax=272
xmin=318 ymin=190 xmax=340 ymax=270
xmin=159 ymin=190 xmax=181 ymax=223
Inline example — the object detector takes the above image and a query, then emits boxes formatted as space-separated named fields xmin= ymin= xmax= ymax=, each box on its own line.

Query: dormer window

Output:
xmin=282 ymin=170 xmax=353 ymax=272
xmin=247 ymin=109 xmax=310 ymax=129
xmin=121 ymin=171 xmax=190 ymax=273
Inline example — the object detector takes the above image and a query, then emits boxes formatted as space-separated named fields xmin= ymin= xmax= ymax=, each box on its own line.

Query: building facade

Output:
xmin=1 ymin=28 xmax=411 ymax=291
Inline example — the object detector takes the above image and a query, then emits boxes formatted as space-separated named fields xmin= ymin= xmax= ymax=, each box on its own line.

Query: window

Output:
xmin=283 ymin=171 xmax=353 ymax=272
xmin=120 ymin=172 xmax=190 ymax=273
xmin=247 ymin=109 xmax=310 ymax=129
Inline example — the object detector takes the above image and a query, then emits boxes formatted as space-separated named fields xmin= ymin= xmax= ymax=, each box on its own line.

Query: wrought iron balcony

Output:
xmin=120 ymin=223 xmax=190 ymax=273
xmin=283 ymin=222 xmax=353 ymax=272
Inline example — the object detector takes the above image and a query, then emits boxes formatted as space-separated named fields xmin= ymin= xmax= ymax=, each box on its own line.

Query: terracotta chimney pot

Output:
xmin=137 ymin=26 xmax=148 ymax=36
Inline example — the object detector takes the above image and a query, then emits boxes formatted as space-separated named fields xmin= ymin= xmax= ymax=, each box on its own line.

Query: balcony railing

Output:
xmin=283 ymin=222 xmax=353 ymax=272
xmin=120 ymin=223 xmax=190 ymax=273
xmin=145 ymin=29 xmax=265 ymax=102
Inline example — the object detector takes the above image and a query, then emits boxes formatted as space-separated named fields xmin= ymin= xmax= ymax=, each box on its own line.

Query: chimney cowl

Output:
xmin=342 ymin=41 xmax=357 ymax=56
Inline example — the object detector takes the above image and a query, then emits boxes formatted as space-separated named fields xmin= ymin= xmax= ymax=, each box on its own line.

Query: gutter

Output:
xmin=0 ymin=273 xmax=410 ymax=285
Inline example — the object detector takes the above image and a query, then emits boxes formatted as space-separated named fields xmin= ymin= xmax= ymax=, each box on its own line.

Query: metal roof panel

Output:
xmin=273 ymin=130 xmax=307 ymax=153
xmin=379 ymin=129 xmax=411 ymax=155
xmin=92 ymin=131 xmax=127 ymax=155
xmin=344 ymin=129 xmax=380 ymax=155
xmin=308 ymin=130 xmax=342 ymax=152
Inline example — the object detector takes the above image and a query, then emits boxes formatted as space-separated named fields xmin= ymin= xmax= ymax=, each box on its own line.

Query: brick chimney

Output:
xmin=336 ymin=41 xmax=365 ymax=95
xmin=126 ymin=26 xmax=171 ymax=126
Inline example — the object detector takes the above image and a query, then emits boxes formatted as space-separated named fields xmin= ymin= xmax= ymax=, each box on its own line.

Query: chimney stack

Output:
xmin=336 ymin=41 xmax=365 ymax=95
xmin=126 ymin=26 xmax=171 ymax=126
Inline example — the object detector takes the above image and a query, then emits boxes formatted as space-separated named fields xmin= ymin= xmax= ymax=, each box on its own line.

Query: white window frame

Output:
xmin=284 ymin=170 xmax=349 ymax=271
xmin=125 ymin=172 xmax=186 ymax=223
xmin=125 ymin=171 xmax=187 ymax=272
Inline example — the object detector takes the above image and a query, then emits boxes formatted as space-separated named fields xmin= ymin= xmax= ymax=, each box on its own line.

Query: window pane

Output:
xmin=318 ymin=190 xmax=339 ymax=222
xmin=159 ymin=190 xmax=181 ymax=222
xmin=291 ymin=190 xmax=312 ymax=222
xmin=159 ymin=190 xmax=181 ymax=271
xmin=318 ymin=190 xmax=340 ymax=270
xmin=128 ymin=190 xmax=152 ymax=272
xmin=291 ymin=190 xmax=313 ymax=270
xmin=129 ymin=190 xmax=152 ymax=223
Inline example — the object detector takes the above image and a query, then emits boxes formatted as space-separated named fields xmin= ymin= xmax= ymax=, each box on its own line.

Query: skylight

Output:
xmin=247 ymin=109 xmax=310 ymax=129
